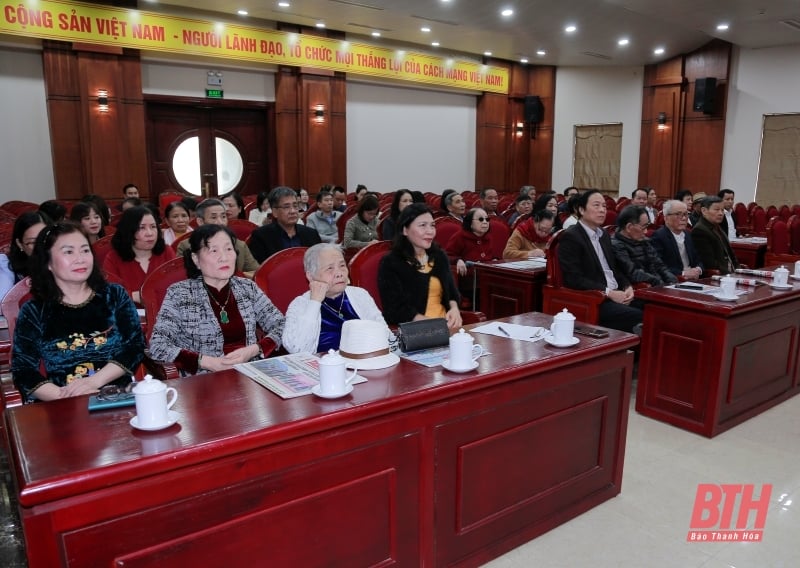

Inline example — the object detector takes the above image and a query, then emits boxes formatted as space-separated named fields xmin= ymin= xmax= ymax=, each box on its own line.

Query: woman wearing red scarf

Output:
xmin=503 ymin=209 xmax=555 ymax=259
xmin=445 ymin=208 xmax=499 ymax=306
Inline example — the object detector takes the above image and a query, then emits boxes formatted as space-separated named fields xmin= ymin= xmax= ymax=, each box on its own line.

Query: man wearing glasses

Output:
xmin=249 ymin=186 xmax=322 ymax=264
xmin=650 ymin=200 xmax=703 ymax=279
xmin=611 ymin=205 xmax=677 ymax=287
xmin=177 ymin=198 xmax=260 ymax=278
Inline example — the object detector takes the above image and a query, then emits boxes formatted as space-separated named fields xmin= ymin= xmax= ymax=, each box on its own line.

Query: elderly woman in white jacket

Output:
xmin=283 ymin=243 xmax=391 ymax=354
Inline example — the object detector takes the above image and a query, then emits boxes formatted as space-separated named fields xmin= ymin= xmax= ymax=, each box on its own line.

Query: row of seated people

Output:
xmin=3 ymin=203 xmax=476 ymax=405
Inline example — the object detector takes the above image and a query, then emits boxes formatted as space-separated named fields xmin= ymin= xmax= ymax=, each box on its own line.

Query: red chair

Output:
xmin=0 ymin=200 xmax=38 ymax=216
xmin=750 ymin=206 xmax=767 ymax=236
xmin=766 ymin=205 xmax=779 ymax=221
xmin=488 ymin=217 xmax=511 ymax=259
xmin=434 ymin=216 xmax=461 ymax=248
xmin=779 ymin=205 xmax=791 ymax=221
xmin=0 ymin=277 xmax=32 ymax=409
xmin=604 ymin=209 xmax=618 ymax=226
xmin=541 ymin=230 xmax=605 ymax=324
xmin=92 ymin=235 xmax=116 ymax=268
xmin=790 ymin=215 xmax=800 ymax=254
xmin=336 ymin=208 xmax=357 ymax=244
xmin=139 ymin=257 xmax=187 ymax=342
xmin=227 ymin=219 xmax=258 ymax=243
xmin=170 ymin=230 xmax=193 ymax=251
xmin=349 ymin=241 xmax=391 ymax=310
xmin=764 ymin=217 xmax=798 ymax=266
xmin=734 ymin=203 xmax=750 ymax=234
xmin=253 ymin=247 xmax=308 ymax=314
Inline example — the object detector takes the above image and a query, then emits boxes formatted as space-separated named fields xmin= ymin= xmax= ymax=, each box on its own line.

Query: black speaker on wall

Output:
xmin=524 ymin=95 xmax=544 ymax=123
xmin=693 ymin=77 xmax=716 ymax=114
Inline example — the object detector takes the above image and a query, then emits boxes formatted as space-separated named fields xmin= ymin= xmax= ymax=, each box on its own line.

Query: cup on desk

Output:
xmin=318 ymin=349 xmax=358 ymax=396
xmin=773 ymin=265 xmax=789 ymax=287
xmin=550 ymin=308 xmax=576 ymax=343
xmin=795 ymin=260 xmax=800 ymax=279
xmin=719 ymin=275 xmax=737 ymax=297
xmin=449 ymin=329 xmax=483 ymax=370
xmin=133 ymin=375 xmax=178 ymax=429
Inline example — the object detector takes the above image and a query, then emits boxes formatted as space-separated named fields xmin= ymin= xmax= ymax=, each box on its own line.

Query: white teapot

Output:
xmin=550 ymin=309 xmax=576 ymax=343
xmin=133 ymin=374 xmax=178 ymax=429
xmin=318 ymin=349 xmax=358 ymax=396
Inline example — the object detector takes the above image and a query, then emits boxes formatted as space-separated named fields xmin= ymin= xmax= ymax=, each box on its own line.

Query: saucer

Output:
xmin=713 ymin=292 xmax=739 ymax=301
xmin=441 ymin=359 xmax=479 ymax=373
xmin=544 ymin=334 xmax=580 ymax=348
xmin=311 ymin=384 xmax=353 ymax=399
xmin=770 ymin=283 xmax=793 ymax=290
xmin=130 ymin=410 xmax=179 ymax=432
xmin=791 ymin=275 xmax=800 ymax=281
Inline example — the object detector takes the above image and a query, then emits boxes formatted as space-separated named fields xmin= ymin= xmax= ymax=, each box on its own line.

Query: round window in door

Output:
xmin=171 ymin=136 xmax=244 ymax=196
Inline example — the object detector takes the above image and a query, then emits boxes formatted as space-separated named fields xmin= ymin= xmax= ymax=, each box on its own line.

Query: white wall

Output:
xmin=346 ymin=81 xmax=476 ymax=194
xmin=552 ymin=67 xmax=644 ymax=195
xmin=722 ymin=44 xmax=800 ymax=204
xmin=0 ymin=45 xmax=55 ymax=202
xmin=141 ymin=59 xmax=275 ymax=100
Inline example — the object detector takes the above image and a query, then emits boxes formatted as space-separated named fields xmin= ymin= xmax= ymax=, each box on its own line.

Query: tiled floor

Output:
xmin=1 ymin=385 xmax=798 ymax=567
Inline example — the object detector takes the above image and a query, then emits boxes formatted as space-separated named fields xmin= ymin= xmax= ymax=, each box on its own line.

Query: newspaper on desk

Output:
xmin=236 ymin=353 xmax=367 ymax=399
xmin=666 ymin=283 xmax=748 ymax=297
xmin=495 ymin=259 xmax=547 ymax=270
xmin=471 ymin=321 xmax=547 ymax=342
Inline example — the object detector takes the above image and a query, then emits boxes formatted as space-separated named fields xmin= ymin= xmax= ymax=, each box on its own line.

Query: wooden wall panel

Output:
xmin=274 ymin=67 xmax=301 ymax=188
xmin=476 ymin=63 xmax=555 ymax=193
xmin=302 ymin=75 xmax=334 ymax=193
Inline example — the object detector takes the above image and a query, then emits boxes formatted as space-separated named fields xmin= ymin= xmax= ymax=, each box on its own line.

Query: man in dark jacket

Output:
xmin=248 ymin=186 xmax=322 ymax=264
xmin=611 ymin=205 xmax=677 ymax=287
xmin=691 ymin=196 xmax=740 ymax=275
xmin=650 ymin=200 xmax=703 ymax=279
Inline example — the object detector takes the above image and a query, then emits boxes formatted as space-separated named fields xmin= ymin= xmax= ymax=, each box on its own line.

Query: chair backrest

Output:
xmin=545 ymin=230 xmax=566 ymax=287
xmin=1 ymin=277 xmax=32 ymax=344
xmin=751 ymin=206 xmax=767 ymax=235
xmin=488 ymin=217 xmax=511 ymax=258
xmin=336 ymin=209 xmax=357 ymax=243
xmin=766 ymin=205 xmax=779 ymax=220
xmin=766 ymin=217 xmax=790 ymax=254
xmin=789 ymin=215 xmax=800 ymax=254
xmin=604 ymin=209 xmax=618 ymax=226
xmin=227 ymin=219 xmax=258 ymax=243
xmin=433 ymin=217 xmax=461 ymax=248
xmin=348 ymin=241 xmax=391 ymax=310
xmin=779 ymin=205 xmax=791 ymax=221
xmin=139 ymin=257 xmax=188 ymax=341
xmin=170 ymin=230 xmax=193 ymax=251
xmin=253 ymin=247 xmax=308 ymax=314
xmin=92 ymin=234 xmax=116 ymax=268
xmin=734 ymin=202 xmax=749 ymax=228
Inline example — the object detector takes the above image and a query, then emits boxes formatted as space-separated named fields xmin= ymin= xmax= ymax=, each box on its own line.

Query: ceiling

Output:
xmin=146 ymin=0 xmax=800 ymax=66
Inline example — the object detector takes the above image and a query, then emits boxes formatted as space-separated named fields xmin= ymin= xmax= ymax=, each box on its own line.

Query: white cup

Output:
xmin=133 ymin=375 xmax=178 ymax=429
xmin=550 ymin=308 xmax=576 ymax=343
xmin=794 ymin=260 xmax=800 ymax=279
xmin=449 ymin=329 xmax=483 ymax=370
xmin=318 ymin=350 xmax=358 ymax=396
xmin=773 ymin=266 xmax=789 ymax=287
xmin=720 ymin=275 xmax=737 ymax=297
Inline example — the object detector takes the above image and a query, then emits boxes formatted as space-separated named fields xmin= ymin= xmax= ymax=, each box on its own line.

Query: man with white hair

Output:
xmin=651 ymin=200 xmax=703 ymax=279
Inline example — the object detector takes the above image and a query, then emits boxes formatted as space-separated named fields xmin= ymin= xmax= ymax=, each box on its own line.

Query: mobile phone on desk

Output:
xmin=573 ymin=325 xmax=609 ymax=338
xmin=675 ymin=282 xmax=704 ymax=290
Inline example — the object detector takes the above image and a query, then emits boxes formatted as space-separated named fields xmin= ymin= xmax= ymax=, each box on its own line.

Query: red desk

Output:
xmin=635 ymin=280 xmax=800 ymax=437
xmin=6 ymin=313 xmax=637 ymax=568
xmin=474 ymin=261 xmax=547 ymax=319
xmin=730 ymin=238 xmax=767 ymax=268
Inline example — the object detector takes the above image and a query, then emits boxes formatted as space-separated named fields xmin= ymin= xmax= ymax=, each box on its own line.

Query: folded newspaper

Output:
xmin=236 ymin=353 xmax=367 ymax=399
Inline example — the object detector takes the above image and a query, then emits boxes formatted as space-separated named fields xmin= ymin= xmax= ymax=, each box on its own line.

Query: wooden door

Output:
xmin=145 ymin=99 xmax=275 ymax=199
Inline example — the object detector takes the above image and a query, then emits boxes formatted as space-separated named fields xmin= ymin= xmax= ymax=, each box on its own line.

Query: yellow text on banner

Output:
xmin=0 ymin=0 xmax=509 ymax=94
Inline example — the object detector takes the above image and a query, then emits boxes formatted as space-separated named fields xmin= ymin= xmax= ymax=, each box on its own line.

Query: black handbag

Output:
xmin=397 ymin=318 xmax=450 ymax=352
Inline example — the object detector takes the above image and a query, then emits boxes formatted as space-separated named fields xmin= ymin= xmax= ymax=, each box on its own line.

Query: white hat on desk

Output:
xmin=338 ymin=319 xmax=400 ymax=370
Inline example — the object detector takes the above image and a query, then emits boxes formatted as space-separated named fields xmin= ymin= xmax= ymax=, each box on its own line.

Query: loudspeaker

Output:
xmin=693 ymin=78 xmax=716 ymax=114
xmin=524 ymin=95 xmax=544 ymax=123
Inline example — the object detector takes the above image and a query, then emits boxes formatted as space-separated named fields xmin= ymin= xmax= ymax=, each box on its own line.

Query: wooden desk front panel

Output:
xmin=434 ymin=352 xmax=632 ymax=567
xmin=24 ymin=424 xmax=422 ymax=568
xmin=476 ymin=266 xmax=543 ymax=319
xmin=730 ymin=241 xmax=766 ymax=268
xmin=637 ymin=294 xmax=800 ymax=437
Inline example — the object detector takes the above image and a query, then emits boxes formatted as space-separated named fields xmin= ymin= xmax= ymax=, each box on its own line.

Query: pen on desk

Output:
xmin=497 ymin=326 xmax=511 ymax=337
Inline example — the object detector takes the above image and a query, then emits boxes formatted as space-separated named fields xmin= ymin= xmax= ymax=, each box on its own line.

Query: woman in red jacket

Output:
xmin=444 ymin=208 xmax=499 ymax=307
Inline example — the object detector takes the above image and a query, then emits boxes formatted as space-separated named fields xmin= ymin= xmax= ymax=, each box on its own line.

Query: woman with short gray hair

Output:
xmin=283 ymin=243 xmax=391 ymax=354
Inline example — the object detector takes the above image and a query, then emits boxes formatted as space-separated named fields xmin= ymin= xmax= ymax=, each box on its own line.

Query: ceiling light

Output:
xmin=520 ymin=58 xmax=528 ymax=64
xmin=618 ymin=38 xmax=629 ymax=46
xmin=421 ymin=26 xmax=431 ymax=33
xmin=315 ymin=22 xmax=326 ymax=28
xmin=536 ymin=50 xmax=546 ymax=56
xmin=484 ymin=51 xmax=492 ymax=56
xmin=278 ymin=1 xmax=290 ymax=7
xmin=237 ymin=10 xmax=248 ymax=16
xmin=371 ymin=31 xmax=381 ymax=37
xmin=431 ymin=41 xmax=440 ymax=47
xmin=717 ymin=23 xmax=729 ymax=31
xmin=501 ymin=8 xmax=514 ymax=17
xmin=654 ymin=47 xmax=665 ymax=55
xmin=565 ymin=25 xmax=577 ymax=33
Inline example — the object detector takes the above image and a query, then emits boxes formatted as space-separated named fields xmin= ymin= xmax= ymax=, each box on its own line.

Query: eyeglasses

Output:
xmin=667 ymin=212 xmax=689 ymax=218
xmin=474 ymin=217 xmax=490 ymax=222
xmin=275 ymin=203 xmax=300 ymax=211
xmin=633 ymin=222 xmax=652 ymax=230
xmin=96 ymin=382 xmax=135 ymax=402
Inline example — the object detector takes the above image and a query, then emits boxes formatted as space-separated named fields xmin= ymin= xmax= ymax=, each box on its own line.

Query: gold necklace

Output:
xmin=323 ymin=293 xmax=346 ymax=318
xmin=205 ymin=282 xmax=232 ymax=324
